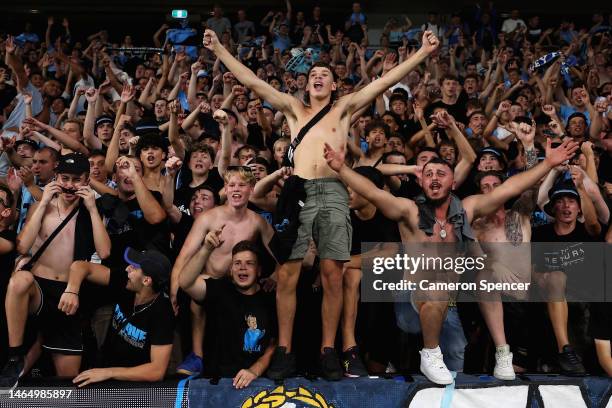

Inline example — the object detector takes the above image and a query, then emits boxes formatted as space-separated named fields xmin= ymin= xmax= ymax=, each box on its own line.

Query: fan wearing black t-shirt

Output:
xmin=180 ymin=239 xmax=276 ymax=389
xmin=60 ymin=248 xmax=175 ymax=386
xmin=532 ymin=179 xmax=602 ymax=376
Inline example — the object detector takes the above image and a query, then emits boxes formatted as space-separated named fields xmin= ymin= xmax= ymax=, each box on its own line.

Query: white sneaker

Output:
xmin=494 ymin=345 xmax=516 ymax=380
xmin=419 ymin=347 xmax=453 ymax=385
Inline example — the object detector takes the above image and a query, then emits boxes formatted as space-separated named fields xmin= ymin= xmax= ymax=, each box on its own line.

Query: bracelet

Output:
xmin=64 ymin=291 xmax=79 ymax=296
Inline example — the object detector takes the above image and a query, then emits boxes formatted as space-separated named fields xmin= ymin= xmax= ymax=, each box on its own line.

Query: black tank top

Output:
xmin=350 ymin=209 xmax=401 ymax=255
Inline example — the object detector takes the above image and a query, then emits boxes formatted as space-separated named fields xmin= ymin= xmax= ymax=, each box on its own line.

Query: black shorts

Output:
xmin=33 ymin=276 xmax=83 ymax=355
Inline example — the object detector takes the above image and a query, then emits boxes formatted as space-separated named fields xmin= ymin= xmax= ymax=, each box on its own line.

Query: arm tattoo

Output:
xmin=525 ymin=146 xmax=538 ymax=170
xmin=504 ymin=210 xmax=523 ymax=246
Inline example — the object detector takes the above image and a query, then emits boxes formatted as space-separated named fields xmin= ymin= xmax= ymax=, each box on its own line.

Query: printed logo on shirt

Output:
xmin=243 ymin=314 xmax=265 ymax=353
xmin=111 ymin=304 xmax=148 ymax=349
xmin=542 ymin=243 xmax=585 ymax=270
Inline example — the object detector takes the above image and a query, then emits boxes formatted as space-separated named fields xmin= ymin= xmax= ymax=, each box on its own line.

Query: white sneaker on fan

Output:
xmin=419 ymin=346 xmax=453 ymax=385
xmin=494 ymin=345 xmax=516 ymax=380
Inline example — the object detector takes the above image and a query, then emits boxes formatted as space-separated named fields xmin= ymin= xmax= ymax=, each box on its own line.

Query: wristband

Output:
xmin=64 ymin=291 xmax=79 ymax=296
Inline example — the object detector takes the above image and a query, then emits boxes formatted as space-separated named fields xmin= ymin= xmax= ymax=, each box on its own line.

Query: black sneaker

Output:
xmin=342 ymin=346 xmax=368 ymax=378
xmin=558 ymin=345 xmax=585 ymax=376
xmin=0 ymin=356 xmax=24 ymax=390
xmin=267 ymin=346 xmax=296 ymax=380
xmin=320 ymin=347 xmax=343 ymax=381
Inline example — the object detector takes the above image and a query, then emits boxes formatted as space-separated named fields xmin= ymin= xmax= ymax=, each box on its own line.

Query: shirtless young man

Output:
xmin=470 ymin=121 xmax=542 ymax=380
xmin=203 ymin=28 xmax=440 ymax=380
xmin=171 ymin=167 xmax=276 ymax=376
xmin=0 ymin=153 xmax=111 ymax=388
xmin=322 ymin=138 xmax=578 ymax=384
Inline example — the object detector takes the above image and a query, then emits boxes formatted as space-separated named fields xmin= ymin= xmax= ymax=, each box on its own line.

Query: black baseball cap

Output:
xmin=56 ymin=153 xmax=90 ymax=175
xmin=544 ymin=180 xmax=581 ymax=217
xmin=123 ymin=247 xmax=171 ymax=292
xmin=14 ymin=139 xmax=39 ymax=151
xmin=95 ymin=115 xmax=114 ymax=129
xmin=477 ymin=147 xmax=507 ymax=171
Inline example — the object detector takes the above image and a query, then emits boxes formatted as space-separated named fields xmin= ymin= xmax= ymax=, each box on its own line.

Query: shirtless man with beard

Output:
xmin=323 ymin=137 xmax=578 ymax=384
xmin=171 ymin=167 xmax=277 ymax=376
xmin=203 ymin=27 xmax=441 ymax=381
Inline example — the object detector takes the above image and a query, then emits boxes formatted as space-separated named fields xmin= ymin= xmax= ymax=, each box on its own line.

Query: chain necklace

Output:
xmin=434 ymin=217 xmax=448 ymax=239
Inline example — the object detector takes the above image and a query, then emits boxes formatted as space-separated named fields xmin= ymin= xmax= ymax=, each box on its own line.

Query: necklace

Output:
xmin=56 ymin=201 xmax=66 ymax=221
xmin=434 ymin=217 xmax=448 ymax=239
xmin=132 ymin=294 xmax=160 ymax=316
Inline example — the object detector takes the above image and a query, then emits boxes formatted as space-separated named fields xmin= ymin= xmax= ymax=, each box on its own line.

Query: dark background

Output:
xmin=0 ymin=1 xmax=610 ymax=45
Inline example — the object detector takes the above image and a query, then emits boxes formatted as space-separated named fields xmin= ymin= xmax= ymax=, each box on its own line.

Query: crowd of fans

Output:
xmin=0 ymin=1 xmax=611 ymax=389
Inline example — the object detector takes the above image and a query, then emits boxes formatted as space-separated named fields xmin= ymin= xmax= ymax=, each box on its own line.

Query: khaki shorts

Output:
xmin=289 ymin=178 xmax=352 ymax=262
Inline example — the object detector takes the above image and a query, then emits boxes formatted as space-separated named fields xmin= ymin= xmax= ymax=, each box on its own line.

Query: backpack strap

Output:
xmin=283 ymin=102 xmax=333 ymax=167
xmin=21 ymin=204 xmax=80 ymax=271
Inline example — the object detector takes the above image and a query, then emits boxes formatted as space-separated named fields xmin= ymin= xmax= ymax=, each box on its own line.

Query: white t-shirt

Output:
xmin=501 ymin=18 xmax=526 ymax=34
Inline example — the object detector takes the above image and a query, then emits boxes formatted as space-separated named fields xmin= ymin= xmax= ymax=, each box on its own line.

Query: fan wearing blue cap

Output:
xmin=63 ymin=248 xmax=175 ymax=387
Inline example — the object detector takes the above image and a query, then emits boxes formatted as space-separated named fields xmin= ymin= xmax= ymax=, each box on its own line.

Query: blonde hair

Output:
xmin=223 ymin=167 xmax=257 ymax=186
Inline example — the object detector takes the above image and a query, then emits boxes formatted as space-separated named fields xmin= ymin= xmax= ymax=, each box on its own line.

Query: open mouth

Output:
xmin=147 ymin=155 xmax=156 ymax=164
xmin=236 ymin=272 xmax=249 ymax=282
xmin=430 ymin=182 xmax=441 ymax=192
xmin=313 ymin=81 xmax=323 ymax=90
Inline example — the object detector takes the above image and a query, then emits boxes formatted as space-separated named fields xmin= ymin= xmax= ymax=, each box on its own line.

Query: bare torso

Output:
xmin=29 ymin=199 xmax=78 ymax=282
xmin=200 ymin=206 xmax=265 ymax=278
xmin=289 ymin=103 xmax=351 ymax=180
xmin=472 ymin=209 xmax=531 ymax=243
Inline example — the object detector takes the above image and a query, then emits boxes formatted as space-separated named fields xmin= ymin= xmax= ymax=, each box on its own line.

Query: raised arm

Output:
xmin=203 ymin=29 xmax=298 ymax=116
xmin=343 ymin=31 xmax=439 ymax=114
xmin=4 ymin=36 xmax=28 ymax=92
xmin=464 ymin=137 xmax=579 ymax=220
xmin=168 ymin=100 xmax=185 ymax=161
xmin=118 ymin=157 xmax=166 ymax=224
xmin=323 ymin=142 xmax=418 ymax=225
xmin=161 ymin=157 xmax=183 ymax=224
xmin=83 ymin=88 xmax=103 ymax=150
xmin=213 ymin=109 xmax=234 ymax=176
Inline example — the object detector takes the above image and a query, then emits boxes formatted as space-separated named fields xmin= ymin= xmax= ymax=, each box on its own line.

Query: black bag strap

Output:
xmin=283 ymin=102 xmax=333 ymax=167
xmin=22 ymin=204 xmax=80 ymax=271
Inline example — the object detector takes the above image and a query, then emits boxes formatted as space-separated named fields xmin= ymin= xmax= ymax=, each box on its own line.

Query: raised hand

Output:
xmin=323 ymin=142 xmax=346 ymax=172
xmin=544 ymin=138 xmax=579 ymax=168
xmin=203 ymin=29 xmax=220 ymax=51
xmin=164 ymin=156 xmax=183 ymax=177
xmin=85 ymin=87 xmax=99 ymax=104
xmin=512 ymin=120 xmax=536 ymax=146
xmin=199 ymin=102 xmax=211 ymax=114
xmin=382 ymin=52 xmax=398 ymax=72
xmin=541 ymin=104 xmax=556 ymax=117
xmin=420 ymin=30 xmax=440 ymax=54
xmin=191 ymin=61 xmax=203 ymax=75
xmin=213 ymin=109 xmax=229 ymax=126
xmin=4 ymin=36 xmax=16 ymax=54
xmin=497 ymin=100 xmax=511 ymax=114
xmin=168 ymin=99 xmax=180 ymax=115
xmin=119 ymin=83 xmax=134 ymax=103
